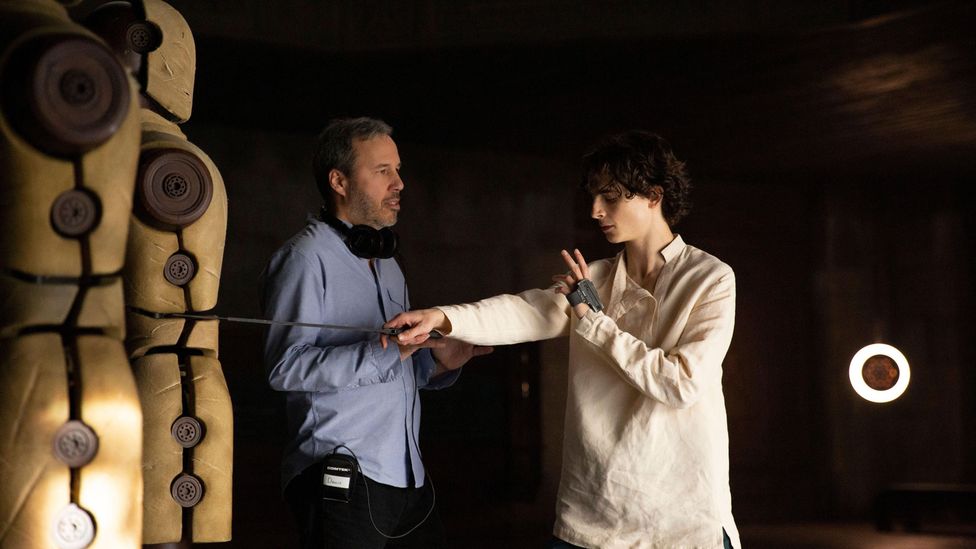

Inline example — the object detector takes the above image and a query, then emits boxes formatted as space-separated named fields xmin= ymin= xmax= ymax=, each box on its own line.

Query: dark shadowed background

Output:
xmin=72 ymin=0 xmax=976 ymax=546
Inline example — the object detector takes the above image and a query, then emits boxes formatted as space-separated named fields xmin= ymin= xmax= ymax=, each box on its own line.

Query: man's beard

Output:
xmin=348 ymin=185 xmax=397 ymax=228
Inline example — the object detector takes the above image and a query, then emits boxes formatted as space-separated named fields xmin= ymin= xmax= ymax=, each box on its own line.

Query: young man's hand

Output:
xmin=383 ymin=309 xmax=490 ymax=373
xmin=384 ymin=308 xmax=452 ymax=346
xmin=552 ymin=248 xmax=593 ymax=319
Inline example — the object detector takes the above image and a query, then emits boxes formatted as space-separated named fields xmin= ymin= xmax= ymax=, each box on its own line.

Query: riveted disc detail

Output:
xmin=136 ymin=149 xmax=213 ymax=231
xmin=0 ymin=34 xmax=130 ymax=157
xmin=51 ymin=503 xmax=96 ymax=549
xmin=52 ymin=420 xmax=99 ymax=468
xmin=171 ymin=473 xmax=204 ymax=507
xmin=163 ymin=252 xmax=196 ymax=286
xmin=126 ymin=21 xmax=162 ymax=54
xmin=171 ymin=416 xmax=204 ymax=448
xmin=50 ymin=189 xmax=101 ymax=237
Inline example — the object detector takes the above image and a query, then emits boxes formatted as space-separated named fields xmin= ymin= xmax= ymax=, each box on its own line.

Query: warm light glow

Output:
xmin=849 ymin=343 xmax=910 ymax=403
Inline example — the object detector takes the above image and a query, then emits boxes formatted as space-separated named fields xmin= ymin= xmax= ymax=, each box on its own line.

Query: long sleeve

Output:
xmin=575 ymin=269 xmax=735 ymax=408
xmin=437 ymin=286 xmax=572 ymax=346
xmin=262 ymin=249 xmax=400 ymax=392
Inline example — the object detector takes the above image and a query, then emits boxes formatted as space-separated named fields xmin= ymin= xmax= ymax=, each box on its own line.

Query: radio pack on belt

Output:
xmin=319 ymin=444 xmax=437 ymax=539
xmin=321 ymin=452 xmax=358 ymax=503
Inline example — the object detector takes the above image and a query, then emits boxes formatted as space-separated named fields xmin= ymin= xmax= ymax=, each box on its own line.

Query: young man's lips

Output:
xmin=600 ymin=225 xmax=614 ymax=232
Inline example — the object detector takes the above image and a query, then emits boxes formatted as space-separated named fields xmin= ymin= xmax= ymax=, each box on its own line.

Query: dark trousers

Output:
xmin=285 ymin=463 xmax=447 ymax=549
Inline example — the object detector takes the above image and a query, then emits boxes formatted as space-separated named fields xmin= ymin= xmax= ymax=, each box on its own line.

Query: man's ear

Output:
xmin=329 ymin=169 xmax=348 ymax=198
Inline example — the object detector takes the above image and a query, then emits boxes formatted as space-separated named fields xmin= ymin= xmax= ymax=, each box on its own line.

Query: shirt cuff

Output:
xmin=575 ymin=308 xmax=611 ymax=345
xmin=416 ymin=348 xmax=461 ymax=389
xmin=368 ymin=338 xmax=403 ymax=382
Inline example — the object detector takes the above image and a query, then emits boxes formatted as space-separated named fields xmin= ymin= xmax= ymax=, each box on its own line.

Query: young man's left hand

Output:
xmin=552 ymin=248 xmax=593 ymax=319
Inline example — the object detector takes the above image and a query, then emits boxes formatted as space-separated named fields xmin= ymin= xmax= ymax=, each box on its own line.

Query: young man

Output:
xmin=262 ymin=117 xmax=491 ymax=548
xmin=388 ymin=131 xmax=739 ymax=548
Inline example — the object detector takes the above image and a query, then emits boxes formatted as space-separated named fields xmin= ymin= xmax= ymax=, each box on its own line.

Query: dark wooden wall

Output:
xmin=83 ymin=1 xmax=976 ymax=545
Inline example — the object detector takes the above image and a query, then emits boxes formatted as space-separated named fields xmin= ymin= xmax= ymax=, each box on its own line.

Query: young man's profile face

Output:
xmin=344 ymin=135 xmax=403 ymax=229
xmin=589 ymin=176 xmax=658 ymax=244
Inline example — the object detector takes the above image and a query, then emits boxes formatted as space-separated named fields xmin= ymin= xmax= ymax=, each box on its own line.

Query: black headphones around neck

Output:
xmin=320 ymin=207 xmax=398 ymax=259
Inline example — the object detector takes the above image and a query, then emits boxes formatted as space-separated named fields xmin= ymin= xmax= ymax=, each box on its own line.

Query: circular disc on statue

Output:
xmin=171 ymin=415 xmax=204 ymax=448
xmin=126 ymin=21 xmax=162 ymax=54
xmin=163 ymin=252 xmax=196 ymax=286
xmin=51 ymin=503 xmax=96 ymax=549
xmin=171 ymin=473 xmax=204 ymax=507
xmin=137 ymin=149 xmax=213 ymax=231
xmin=50 ymin=189 xmax=101 ymax=237
xmin=52 ymin=420 xmax=99 ymax=468
xmin=1 ymin=34 xmax=129 ymax=157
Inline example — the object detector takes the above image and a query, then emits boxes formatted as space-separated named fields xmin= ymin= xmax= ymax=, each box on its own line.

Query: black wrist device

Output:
xmin=566 ymin=279 xmax=603 ymax=313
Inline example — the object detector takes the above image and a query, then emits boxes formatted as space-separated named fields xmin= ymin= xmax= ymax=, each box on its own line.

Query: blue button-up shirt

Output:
xmin=262 ymin=216 xmax=456 ymax=490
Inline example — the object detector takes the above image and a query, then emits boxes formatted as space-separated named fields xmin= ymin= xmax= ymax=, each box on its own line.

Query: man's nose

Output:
xmin=392 ymin=172 xmax=404 ymax=191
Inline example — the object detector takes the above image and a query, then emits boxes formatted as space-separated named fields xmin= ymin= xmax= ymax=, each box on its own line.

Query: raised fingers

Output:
xmin=561 ymin=249 xmax=583 ymax=281
xmin=573 ymin=248 xmax=590 ymax=278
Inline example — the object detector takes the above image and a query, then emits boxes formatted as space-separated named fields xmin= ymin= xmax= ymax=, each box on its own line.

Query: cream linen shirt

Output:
xmin=438 ymin=236 xmax=740 ymax=548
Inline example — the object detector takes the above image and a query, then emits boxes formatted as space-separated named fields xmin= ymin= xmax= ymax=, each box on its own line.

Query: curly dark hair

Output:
xmin=581 ymin=130 xmax=692 ymax=226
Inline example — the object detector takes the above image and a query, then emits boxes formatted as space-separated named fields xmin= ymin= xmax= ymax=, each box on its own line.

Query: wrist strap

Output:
xmin=566 ymin=279 xmax=603 ymax=312
xmin=567 ymin=288 xmax=585 ymax=307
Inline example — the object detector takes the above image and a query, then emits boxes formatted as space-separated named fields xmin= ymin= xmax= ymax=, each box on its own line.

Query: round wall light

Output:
xmin=849 ymin=343 xmax=910 ymax=403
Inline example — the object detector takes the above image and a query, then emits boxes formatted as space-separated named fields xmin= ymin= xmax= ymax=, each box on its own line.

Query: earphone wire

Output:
xmin=326 ymin=216 xmax=434 ymax=538
xmin=332 ymin=444 xmax=436 ymax=539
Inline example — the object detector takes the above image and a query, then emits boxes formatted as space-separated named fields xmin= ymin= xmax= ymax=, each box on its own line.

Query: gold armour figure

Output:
xmin=1 ymin=0 xmax=144 ymax=547
xmin=1 ymin=0 xmax=232 ymax=546
xmin=84 ymin=0 xmax=232 ymax=543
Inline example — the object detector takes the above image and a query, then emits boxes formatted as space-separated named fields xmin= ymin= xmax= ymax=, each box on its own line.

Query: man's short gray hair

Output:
xmin=313 ymin=117 xmax=393 ymax=211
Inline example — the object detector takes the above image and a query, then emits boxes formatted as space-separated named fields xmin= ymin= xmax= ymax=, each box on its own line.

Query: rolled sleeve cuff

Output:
xmin=416 ymin=349 xmax=461 ymax=389
xmin=574 ymin=308 xmax=603 ymax=336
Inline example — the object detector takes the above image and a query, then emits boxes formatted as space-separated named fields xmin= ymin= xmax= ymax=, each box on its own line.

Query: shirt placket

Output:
xmin=375 ymin=259 xmax=423 ymax=487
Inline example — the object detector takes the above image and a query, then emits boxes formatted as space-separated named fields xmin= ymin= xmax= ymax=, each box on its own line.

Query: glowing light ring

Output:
xmin=849 ymin=343 xmax=910 ymax=403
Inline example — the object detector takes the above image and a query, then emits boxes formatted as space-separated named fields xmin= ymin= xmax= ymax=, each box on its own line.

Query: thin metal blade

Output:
xmin=142 ymin=311 xmax=442 ymax=338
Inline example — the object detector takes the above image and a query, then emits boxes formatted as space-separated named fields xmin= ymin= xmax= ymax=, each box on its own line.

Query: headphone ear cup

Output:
xmin=376 ymin=228 xmax=398 ymax=259
xmin=321 ymin=211 xmax=399 ymax=259
xmin=346 ymin=225 xmax=380 ymax=258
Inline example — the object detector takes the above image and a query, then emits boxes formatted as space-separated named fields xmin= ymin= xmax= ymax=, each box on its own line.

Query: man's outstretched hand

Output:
xmin=431 ymin=338 xmax=493 ymax=377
